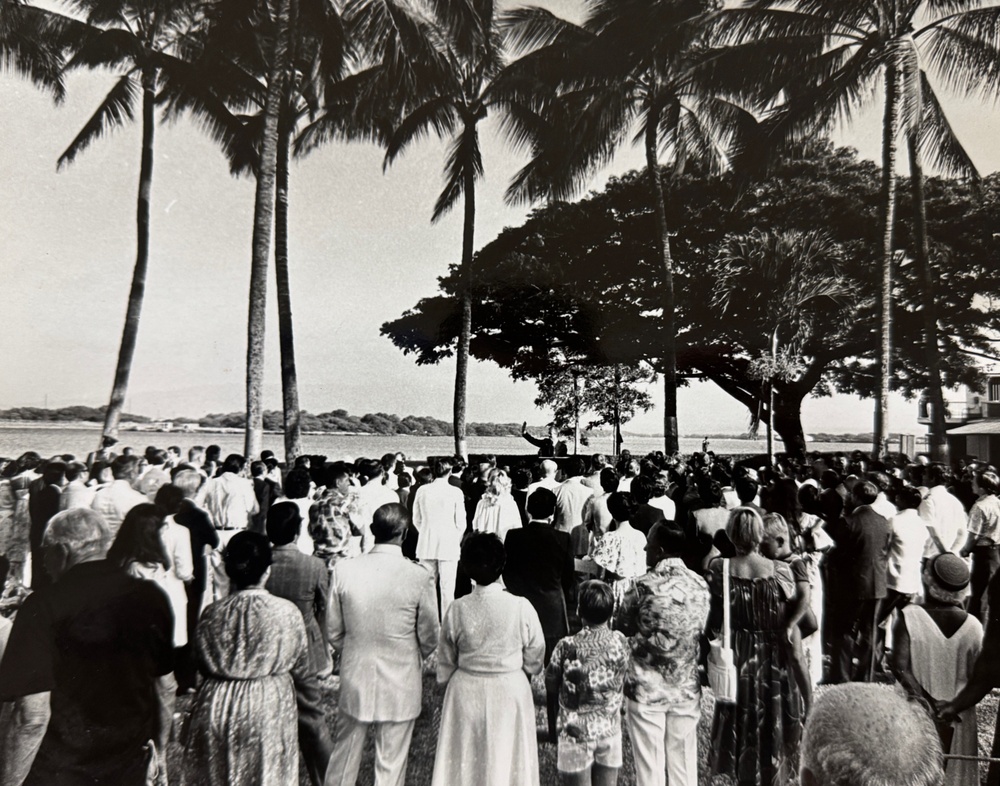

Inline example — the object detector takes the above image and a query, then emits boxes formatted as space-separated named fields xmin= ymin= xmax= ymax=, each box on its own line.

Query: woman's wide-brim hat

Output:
xmin=929 ymin=552 xmax=971 ymax=592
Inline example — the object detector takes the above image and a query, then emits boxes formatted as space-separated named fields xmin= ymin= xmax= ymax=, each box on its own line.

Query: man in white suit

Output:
xmin=411 ymin=456 xmax=466 ymax=620
xmin=325 ymin=502 xmax=440 ymax=786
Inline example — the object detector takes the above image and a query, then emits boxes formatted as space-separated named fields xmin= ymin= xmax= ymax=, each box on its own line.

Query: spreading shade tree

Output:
xmin=705 ymin=0 xmax=1000 ymax=459
xmin=384 ymin=143 xmax=1000 ymax=456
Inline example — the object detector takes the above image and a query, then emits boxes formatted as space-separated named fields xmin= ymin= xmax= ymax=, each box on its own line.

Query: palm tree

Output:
xmin=339 ymin=0 xmax=544 ymax=459
xmin=163 ymin=0 xmax=312 ymax=459
xmin=500 ymin=0 xmax=752 ymax=455
xmin=18 ymin=0 xmax=209 ymax=448
xmin=706 ymin=0 xmax=1000 ymax=459
xmin=712 ymin=228 xmax=855 ymax=461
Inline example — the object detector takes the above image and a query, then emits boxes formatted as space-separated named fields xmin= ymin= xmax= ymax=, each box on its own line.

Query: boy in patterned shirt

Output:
xmin=545 ymin=580 xmax=630 ymax=786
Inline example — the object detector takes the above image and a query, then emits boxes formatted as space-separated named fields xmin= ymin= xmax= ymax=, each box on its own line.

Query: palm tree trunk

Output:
xmin=245 ymin=0 xmax=292 ymax=458
xmin=645 ymin=93 xmax=680 ymax=455
xmin=873 ymin=60 xmax=900 ymax=461
xmin=453 ymin=122 xmax=477 ymax=460
xmin=100 ymin=69 xmax=155 ymax=448
xmin=275 ymin=102 xmax=303 ymax=464
xmin=907 ymin=134 xmax=949 ymax=464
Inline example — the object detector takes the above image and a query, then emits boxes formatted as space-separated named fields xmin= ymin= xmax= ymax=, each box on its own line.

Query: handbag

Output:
xmin=798 ymin=607 xmax=820 ymax=638
xmin=707 ymin=558 xmax=738 ymax=703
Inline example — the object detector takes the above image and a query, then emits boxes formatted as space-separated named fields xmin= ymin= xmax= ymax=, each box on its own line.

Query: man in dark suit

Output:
xmin=265 ymin=502 xmax=334 ymax=786
xmin=631 ymin=475 xmax=667 ymax=538
xmin=503 ymin=487 xmax=575 ymax=742
xmin=826 ymin=481 xmax=892 ymax=683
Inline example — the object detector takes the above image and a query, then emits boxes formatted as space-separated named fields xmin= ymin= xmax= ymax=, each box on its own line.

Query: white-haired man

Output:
xmin=801 ymin=683 xmax=943 ymax=786
xmin=0 ymin=508 xmax=173 ymax=786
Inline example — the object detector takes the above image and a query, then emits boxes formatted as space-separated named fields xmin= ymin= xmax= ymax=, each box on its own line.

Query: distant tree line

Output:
xmin=0 ymin=406 xmax=150 ymax=423
xmin=0 ymin=406 xmax=521 ymax=437
xmin=199 ymin=410 xmax=523 ymax=437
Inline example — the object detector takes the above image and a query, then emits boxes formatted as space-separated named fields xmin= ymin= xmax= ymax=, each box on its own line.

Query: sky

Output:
xmin=2 ymin=0 xmax=999 ymax=438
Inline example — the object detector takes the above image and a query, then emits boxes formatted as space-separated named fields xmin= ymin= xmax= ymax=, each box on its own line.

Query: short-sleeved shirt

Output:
xmin=546 ymin=626 xmax=629 ymax=742
xmin=0 ymin=559 xmax=173 ymax=783
xmin=614 ymin=558 xmax=710 ymax=707
xmin=969 ymin=494 xmax=1000 ymax=546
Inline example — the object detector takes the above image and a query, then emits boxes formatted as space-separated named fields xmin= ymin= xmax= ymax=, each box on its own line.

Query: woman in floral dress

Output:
xmin=182 ymin=532 xmax=315 ymax=786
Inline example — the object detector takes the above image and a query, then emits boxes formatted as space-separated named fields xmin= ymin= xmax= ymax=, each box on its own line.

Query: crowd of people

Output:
xmin=0 ymin=440 xmax=997 ymax=786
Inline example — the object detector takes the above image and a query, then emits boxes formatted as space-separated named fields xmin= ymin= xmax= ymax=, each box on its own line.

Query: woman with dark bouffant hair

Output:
xmin=108 ymin=503 xmax=185 ymax=777
xmin=431 ymin=532 xmax=545 ymax=786
xmin=182 ymin=531 xmax=317 ymax=786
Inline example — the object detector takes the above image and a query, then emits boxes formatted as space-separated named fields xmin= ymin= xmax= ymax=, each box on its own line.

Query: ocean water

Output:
xmin=0 ymin=422 xmax=879 ymax=463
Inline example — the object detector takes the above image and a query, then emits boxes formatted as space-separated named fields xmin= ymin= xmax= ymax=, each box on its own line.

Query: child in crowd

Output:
xmin=545 ymin=580 xmax=630 ymax=786
xmin=760 ymin=513 xmax=815 ymax=706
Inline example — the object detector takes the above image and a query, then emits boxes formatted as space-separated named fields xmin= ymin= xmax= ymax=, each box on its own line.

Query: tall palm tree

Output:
xmin=163 ymin=0 xmax=314 ymax=459
xmin=501 ymin=0 xmax=752 ymax=455
xmin=340 ymin=0 xmax=544 ymax=459
xmin=184 ymin=0 xmax=346 ymax=463
xmin=712 ymin=228 xmax=855 ymax=461
xmin=706 ymin=0 xmax=1000 ymax=459
xmin=21 ymin=0 xmax=209 ymax=448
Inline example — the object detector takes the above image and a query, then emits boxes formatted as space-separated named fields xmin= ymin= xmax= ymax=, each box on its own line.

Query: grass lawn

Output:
xmin=166 ymin=668 xmax=999 ymax=785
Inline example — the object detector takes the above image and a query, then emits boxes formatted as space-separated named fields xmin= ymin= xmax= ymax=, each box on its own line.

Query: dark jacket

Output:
xmin=827 ymin=504 xmax=892 ymax=599
xmin=503 ymin=521 xmax=574 ymax=644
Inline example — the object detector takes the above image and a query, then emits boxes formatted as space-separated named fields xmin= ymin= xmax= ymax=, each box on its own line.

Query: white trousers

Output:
xmin=324 ymin=712 xmax=416 ymax=786
xmin=421 ymin=558 xmax=457 ymax=621
xmin=626 ymin=697 xmax=700 ymax=786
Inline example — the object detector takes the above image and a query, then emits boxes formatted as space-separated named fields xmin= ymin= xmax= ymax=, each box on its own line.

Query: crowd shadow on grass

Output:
xmin=167 ymin=668 xmax=1000 ymax=786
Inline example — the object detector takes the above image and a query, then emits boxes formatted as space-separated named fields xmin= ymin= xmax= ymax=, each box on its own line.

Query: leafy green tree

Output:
xmin=535 ymin=363 xmax=655 ymax=454
xmin=383 ymin=143 xmax=1000 ymax=453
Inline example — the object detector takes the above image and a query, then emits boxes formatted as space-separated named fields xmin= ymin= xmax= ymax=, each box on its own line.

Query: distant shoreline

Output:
xmin=0 ymin=420 xmax=884 ymax=444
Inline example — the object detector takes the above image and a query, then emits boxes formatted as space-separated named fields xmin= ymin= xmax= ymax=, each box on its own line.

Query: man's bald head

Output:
xmin=540 ymin=459 xmax=558 ymax=478
xmin=801 ymin=684 xmax=942 ymax=786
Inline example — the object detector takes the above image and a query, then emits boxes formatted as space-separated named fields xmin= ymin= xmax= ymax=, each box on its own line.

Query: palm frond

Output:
xmin=57 ymin=72 xmax=138 ymax=168
xmin=499 ymin=6 xmax=591 ymax=54
xmin=384 ymin=95 xmax=458 ymax=169
xmin=64 ymin=25 xmax=142 ymax=71
xmin=919 ymin=8 xmax=1000 ymax=102
xmin=0 ymin=2 xmax=91 ymax=100
xmin=895 ymin=37 xmax=922 ymax=136
xmin=432 ymin=128 xmax=481 ymax=222
xmin=915 ymin=69 xmax=979 ymax=180
xmin=294 ymin=66 xmax=396 ymax=153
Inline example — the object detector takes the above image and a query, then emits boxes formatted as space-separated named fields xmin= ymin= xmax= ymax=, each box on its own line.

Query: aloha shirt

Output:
xmin=614 ymin=557 xmax=710 ymax=707
xmin=545 ymin=625 xmax=630 ymax=743
xmin=308 ymin=488 xmax=360 ymax=566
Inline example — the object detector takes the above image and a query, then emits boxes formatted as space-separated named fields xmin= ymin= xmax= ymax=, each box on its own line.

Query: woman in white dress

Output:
xmin=471 ymin=469 xmax=522 ymax=543
xmin=892 ymin=552 xmax=983 ymax=786
xmin=432 ymin=532 xmax=546 ymax=786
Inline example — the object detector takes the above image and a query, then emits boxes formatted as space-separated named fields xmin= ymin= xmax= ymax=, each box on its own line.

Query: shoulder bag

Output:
xmin=707 ymin=558 xmax=738 ymax=703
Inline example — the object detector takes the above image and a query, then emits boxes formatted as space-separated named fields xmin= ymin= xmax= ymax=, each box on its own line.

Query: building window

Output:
xmin=990 ymin=378 xmax=1000 ymax=403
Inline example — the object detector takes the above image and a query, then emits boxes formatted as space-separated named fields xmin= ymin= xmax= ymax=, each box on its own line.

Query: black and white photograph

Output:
xmin=2 ymin=0 xmax=1000 ymax=782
